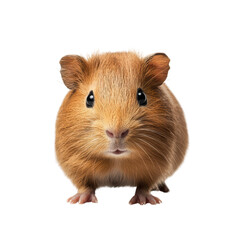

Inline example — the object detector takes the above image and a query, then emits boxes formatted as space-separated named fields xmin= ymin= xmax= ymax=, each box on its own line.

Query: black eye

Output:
xmin=137 ymin=88 xmax=147 ymax=106
xmin=86 ymin=90 xmax=94 ymax=108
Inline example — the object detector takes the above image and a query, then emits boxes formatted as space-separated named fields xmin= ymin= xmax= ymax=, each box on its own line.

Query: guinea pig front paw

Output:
xmin=67 ymin=191 xmax=98 ymax=204
xmin=129 ymin=190 xmax=162 ymax=205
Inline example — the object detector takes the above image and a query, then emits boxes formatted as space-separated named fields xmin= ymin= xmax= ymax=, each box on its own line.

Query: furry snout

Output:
xmin=108 ymin=137 xmax=127 ymax=151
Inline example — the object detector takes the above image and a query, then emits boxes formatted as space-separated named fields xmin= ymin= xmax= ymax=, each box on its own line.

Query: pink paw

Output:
xmin=67 ymin=191 xmax=98 ymax=204
xmin=129 ymin=191 xmax=162 ymax=205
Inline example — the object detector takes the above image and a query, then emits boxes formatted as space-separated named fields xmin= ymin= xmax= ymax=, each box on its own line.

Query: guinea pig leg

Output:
xmin=158 ymin=182 xmax=170 ymax=193
xmin=67 ymin=188 xmax=98 ymax=204
xmin=129 ymin=188 xmax=162 ymax=205
xmin=151 ymin=182 xmax=170 ymax=192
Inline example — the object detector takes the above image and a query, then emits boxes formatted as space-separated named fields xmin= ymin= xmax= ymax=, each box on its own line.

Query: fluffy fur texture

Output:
xmin=55 ymin=52 xmax=188 ymax=203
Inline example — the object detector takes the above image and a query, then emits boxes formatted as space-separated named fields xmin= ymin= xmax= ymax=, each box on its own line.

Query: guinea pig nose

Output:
xmin=105 ymin=129 xmax=129 ymax=138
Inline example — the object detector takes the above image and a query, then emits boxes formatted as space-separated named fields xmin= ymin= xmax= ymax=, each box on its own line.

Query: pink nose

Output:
xmin=106 ymin=129 xmax=129 ymax=139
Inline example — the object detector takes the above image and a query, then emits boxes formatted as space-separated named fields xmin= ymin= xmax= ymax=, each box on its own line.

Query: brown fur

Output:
xmin=55 ymin=52 xmax=188 ymax=193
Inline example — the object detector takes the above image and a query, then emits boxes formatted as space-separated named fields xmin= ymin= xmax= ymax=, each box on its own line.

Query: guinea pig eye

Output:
xmin=86 ymin=90 xmax=94 ymax=108
xmin=137 ymin=88 xmax=147 ymax=106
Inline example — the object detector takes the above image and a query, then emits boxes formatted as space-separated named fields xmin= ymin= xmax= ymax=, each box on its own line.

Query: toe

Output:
xmin=79 ymin=192 xmax=91 ymax=204
xmin=67 ymin=193 xmax=81 ymax=204
xmin=138 ymin=195 xmax=147 ymax=205
xmin=146 ymin=195 xmax=157 ymax=204
xmin=90 ymin=194 xmax=98 ymax=203
xmin=129 ymin=195 xmax=139 ymax=205
xmin=153 ymin=196 xmax=162 ymax=204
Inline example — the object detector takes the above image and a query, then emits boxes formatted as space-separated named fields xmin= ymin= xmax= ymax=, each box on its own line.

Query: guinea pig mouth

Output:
xmin=109 ymin=149 xmax=127 ymax=155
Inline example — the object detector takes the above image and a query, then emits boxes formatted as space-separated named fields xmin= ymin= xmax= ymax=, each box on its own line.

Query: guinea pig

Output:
xmin=55 ymin=52 xmax=188 ymax=205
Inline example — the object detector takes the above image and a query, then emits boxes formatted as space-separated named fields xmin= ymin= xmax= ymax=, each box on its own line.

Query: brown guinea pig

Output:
xmin=55 ymin=52 xmax=188 ymax=205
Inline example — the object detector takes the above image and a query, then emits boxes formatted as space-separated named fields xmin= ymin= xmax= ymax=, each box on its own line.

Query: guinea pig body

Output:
xmin=55 ymin=52 xmax=188 ymax=205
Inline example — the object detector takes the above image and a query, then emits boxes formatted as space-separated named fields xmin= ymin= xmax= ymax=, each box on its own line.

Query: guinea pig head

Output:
xmin=59 ymin=52 xmax=170 ymax=161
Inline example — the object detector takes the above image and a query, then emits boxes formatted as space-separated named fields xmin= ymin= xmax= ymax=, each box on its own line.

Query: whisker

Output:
xmin=137 ymin=136 xmax=171 ymax=166
xmin=134 ymin=142 xmax=154 ymax=182
xmin=139 ymin=128 xmax=166 ymax=138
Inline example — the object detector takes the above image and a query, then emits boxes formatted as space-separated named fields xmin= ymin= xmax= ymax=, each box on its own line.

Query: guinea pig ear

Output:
xmin=144 ymin=53 xmax=170 ymax=87
xmin=60 ymin=55 xmax=88 ymax=89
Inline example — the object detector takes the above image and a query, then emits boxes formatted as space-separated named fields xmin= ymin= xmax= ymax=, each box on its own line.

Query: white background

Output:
xmin=0 ymin=0 xmax=239 ymax=239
